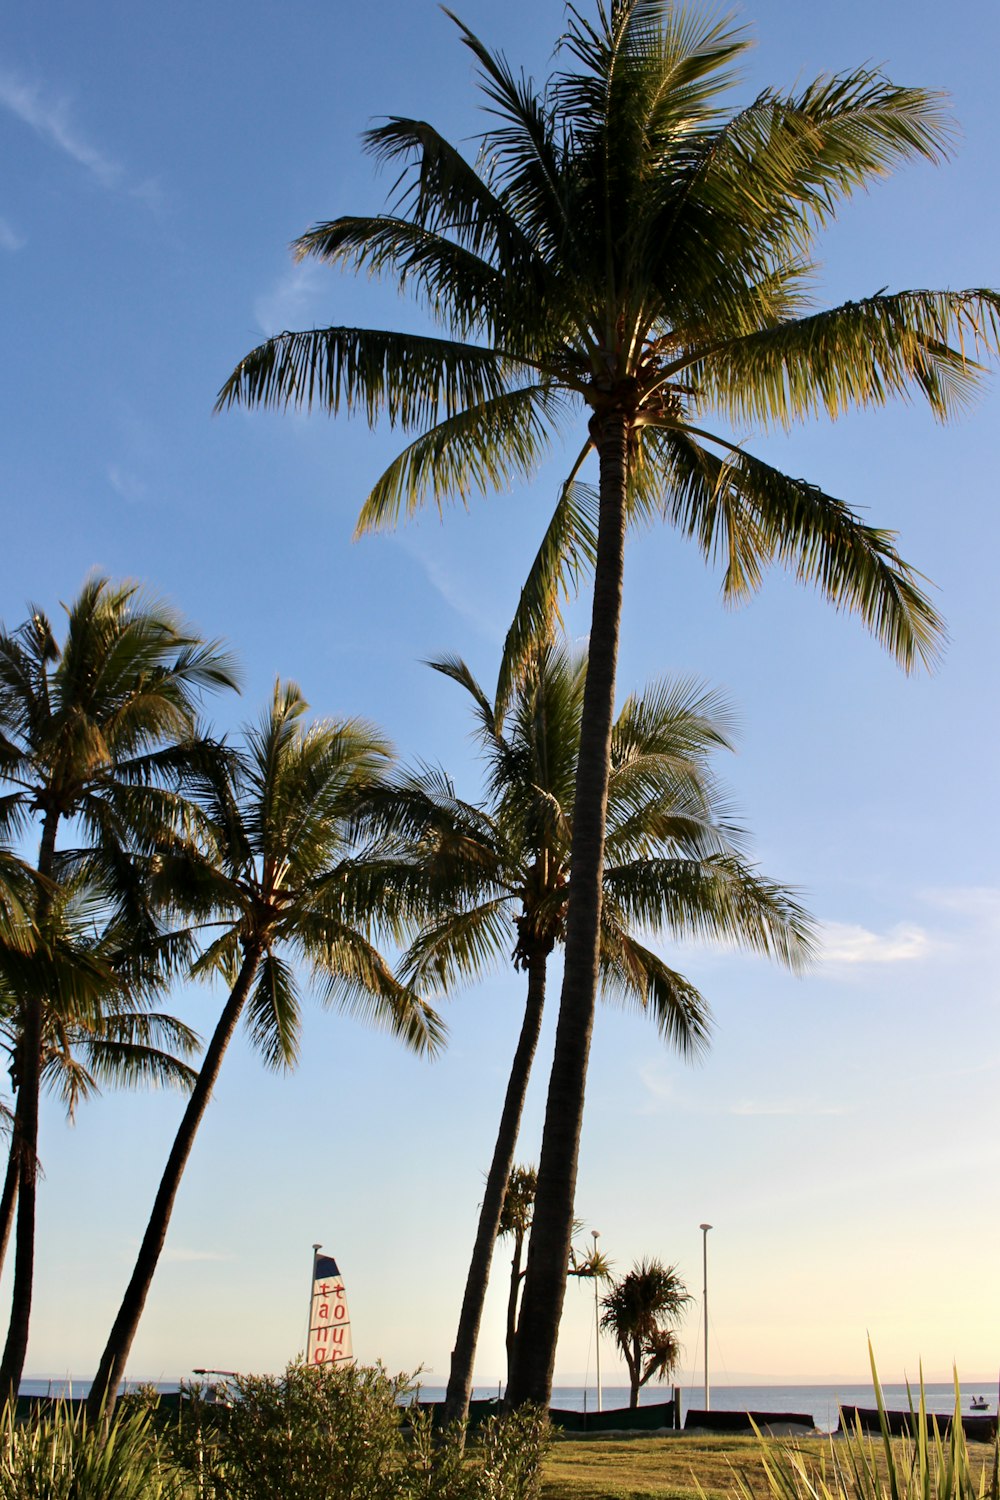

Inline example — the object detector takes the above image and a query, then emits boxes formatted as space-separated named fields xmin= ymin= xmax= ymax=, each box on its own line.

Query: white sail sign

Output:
xmin=306 ymin=1248 xmax=354 ymax=1368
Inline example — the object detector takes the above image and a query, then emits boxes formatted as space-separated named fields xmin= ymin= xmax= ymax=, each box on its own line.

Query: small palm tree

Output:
xmin=0 ymin=577 xmax=237 ymax=1400
xmin=86 ymin=682 xmax=445 ymax=1420
xmin=218 ymin=0 xmax=1000 ymax=1403
xmin=378 ymin=646 xmax=811 ymax=1425
xmin=600 ymin=1259 xmax=692 ymax=1408
xmin=498 ymin=1166 xmax=537 ymax=1378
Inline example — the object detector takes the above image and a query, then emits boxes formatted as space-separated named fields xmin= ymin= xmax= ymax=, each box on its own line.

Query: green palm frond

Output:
xmin=597 ymin=924 xmax=711 ymax=1056
xmin=694 ymin=289 xmax=1000 ymax=427
xmin=604 ymin=853 xmax=815 ymax=970
xmin=649 ymin=425 xmax=944 ymax=670
xmin=215 ymin=325 xmax=511 ymax=430
xmin=355 ymin=383 xmax=564 ymax=535
xmin=495 ymin=469 xmax=598 ymax=717
xmin=245 ymin=950 xmax=301 ymax=1071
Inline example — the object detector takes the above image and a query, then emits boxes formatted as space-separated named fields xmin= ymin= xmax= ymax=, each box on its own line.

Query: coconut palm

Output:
xmin=0 ymin=578 xmax=237 ymax=1402
xmin=380 ymin=646 xmax=811 ymax=1425
xmin=0 ymin=879 xmax=201 ymax=1280
xmin=600 ymin=1258 xmax=691 ymax=1408
xmin=86 ymin=681 xmax=445 ymax=1420
xmin=217 ymin=0 xmax=1000 ymax=1403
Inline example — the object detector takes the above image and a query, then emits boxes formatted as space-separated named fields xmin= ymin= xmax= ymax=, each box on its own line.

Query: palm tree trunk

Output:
xmin=0 ymin=1125 xmax=21 ymax=1279
xmin=0 ymin=810 xmax=59 ymax=1404
xmin=506 ymin=412 xmax=628 ymax=1409
xmin=505 ymin=1233 xmax=525 ymax=1378
xmin=86 ymin=942 xmax=263 ymax=1421
xmin=442 ymin=945 xmax=548 ymax=1428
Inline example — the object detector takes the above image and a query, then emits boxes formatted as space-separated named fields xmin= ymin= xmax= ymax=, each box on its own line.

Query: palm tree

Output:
xmin=600 ymin=1259 xmax=691 ymax=1408
xmin=498 ymin=1166 xmax=537 ymax=1379
xmin=86 ymin=681 xmax=445 ymax=1420
xmin=0 ymin=879 xmax=201 ymax=1279
xmin=217 ymin=1 xmax=1000 ymax=1403
xmin=0 ymin=577 xmax=237 ymax=1402
xmin=382 ymin=647 xmax=811 ymax=1425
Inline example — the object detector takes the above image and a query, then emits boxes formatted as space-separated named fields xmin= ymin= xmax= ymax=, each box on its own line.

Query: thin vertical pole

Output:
xmin=699 ymin=1224 xmax=712 ymax=1411
xmin=308 ymin=1243 xmax=321 ymax=1354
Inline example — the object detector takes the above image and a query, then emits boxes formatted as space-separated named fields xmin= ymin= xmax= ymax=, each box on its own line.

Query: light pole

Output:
xmin=592 ymin=1229 xmax=602 ymax=1413
xmin=699 ymin=1223 xmax=712 ymax=1410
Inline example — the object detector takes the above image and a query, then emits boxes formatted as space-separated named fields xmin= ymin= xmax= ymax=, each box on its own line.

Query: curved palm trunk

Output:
xmin=506 ymin=413 xmax=628 ymax=1409
xmin=86 ymin=943 xmax=263 ymax=1421
xmin=442 ymin=945 xmax=548 ymax=1428
xmin=0 ymin=811 xmax=59 ymax=1404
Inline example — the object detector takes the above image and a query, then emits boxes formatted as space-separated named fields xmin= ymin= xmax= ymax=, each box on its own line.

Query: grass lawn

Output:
xmin=540 ymin=1432 xmax=1000 ymax=1500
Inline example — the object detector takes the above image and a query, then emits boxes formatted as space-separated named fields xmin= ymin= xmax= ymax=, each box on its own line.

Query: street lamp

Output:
xmin=592 ymin=1229 xmax=602 ymax=1413
xmin=699 ymin=1224 xmax=712 ymax=1410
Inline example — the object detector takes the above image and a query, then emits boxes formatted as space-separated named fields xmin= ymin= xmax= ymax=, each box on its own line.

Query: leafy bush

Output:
xmin=0 ymin=1402 xmax=188 ymax=1500
xmin=190 ymin=1362 xmax=549 ymax=1500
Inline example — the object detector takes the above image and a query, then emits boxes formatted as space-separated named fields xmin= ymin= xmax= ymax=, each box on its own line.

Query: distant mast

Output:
xmin=306 ymin=1243 xmax=354 ymax=1368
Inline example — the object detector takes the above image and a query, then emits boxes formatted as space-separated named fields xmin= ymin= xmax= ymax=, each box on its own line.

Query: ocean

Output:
xmin=19 ymin=1379 xmax=992 ymax=1434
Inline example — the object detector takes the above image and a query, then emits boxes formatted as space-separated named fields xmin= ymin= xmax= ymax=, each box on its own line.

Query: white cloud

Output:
xmin=253 ymin=260 xmax=329 ymax=335
xmin=108 ymin=465 xmax=147 ymax=504
xmin=0 ymin=66 xmax=120 ymax=186
xmin=0 ymin=215 xmax=24 ymax=251
xmin=818 ymin=920 xmax=931 ymax=965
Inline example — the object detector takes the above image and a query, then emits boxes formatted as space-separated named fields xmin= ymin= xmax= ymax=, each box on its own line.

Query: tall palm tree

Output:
xmin=86 ymin=681 xmax=445 ymax=1420
xmin=600 ymin=1258 xmax=691 ymax=1408
xmin=0 ymin=577 xmax=237 ymax=1402
xmin=381 ymin=647 xmax=811 ymax=1425
xmin=217 ymin=1 xmax=1000 ymax=1403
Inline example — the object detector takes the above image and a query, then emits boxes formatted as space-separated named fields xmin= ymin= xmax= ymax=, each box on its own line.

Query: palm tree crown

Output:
xmin=0 ymin=577 xmax=237 ymax=1401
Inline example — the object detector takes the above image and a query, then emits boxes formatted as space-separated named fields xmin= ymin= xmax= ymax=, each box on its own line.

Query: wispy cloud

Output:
xmin=728 ymin=1098 xmax=849 ymax=1117
xmin=818 ymin=920 xmax=931 ymax=966
xmin=253 ymin=260 xmax=328 ymax=335
xmin=107 ymin=465 xmax=148 ymax=504
xmin=0 ymin=66 xmax=120 ymax=186
xmin=0 ymin=216 xmax=24 ymax=251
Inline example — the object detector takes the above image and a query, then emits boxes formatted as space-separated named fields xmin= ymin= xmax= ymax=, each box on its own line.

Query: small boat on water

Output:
xmin=970 ymin=1398 xmax=989 ymax=1411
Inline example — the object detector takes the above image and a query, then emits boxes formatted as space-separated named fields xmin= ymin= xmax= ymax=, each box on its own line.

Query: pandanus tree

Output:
xmin=218 ymin=1 xmax=1000 ymax=1403
xmin=600 ymin=1258 xmax=691 ymax=1408
xmin=378 ymin=647 xmax=811 ymax=1425
xmin=0 ymin=577 xmax=237 ymax=1402
xmin=86 ymin=682 xmax=445 ymax=1420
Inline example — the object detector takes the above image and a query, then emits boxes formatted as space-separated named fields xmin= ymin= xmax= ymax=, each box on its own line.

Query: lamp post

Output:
xmin=699 ymin=1223 xmax=712 ymax=1410
xmin=592 ymin=1229 xmax=602 ymax=1413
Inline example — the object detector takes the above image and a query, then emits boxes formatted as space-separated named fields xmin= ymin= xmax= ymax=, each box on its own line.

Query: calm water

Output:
xmin=420 ymin=1382 xmax=996 ymax=1434
xmin=20 ymin=1379 xmax=994 ymax=1435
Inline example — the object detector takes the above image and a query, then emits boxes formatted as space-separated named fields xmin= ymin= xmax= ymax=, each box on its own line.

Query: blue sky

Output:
xmin=1 ymin=0 xmax=999 ymax=1390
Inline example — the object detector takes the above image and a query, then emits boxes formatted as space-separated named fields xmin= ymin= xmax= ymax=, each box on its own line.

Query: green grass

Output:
xmin=541 ymin=1433 xmax=999 ymax=1500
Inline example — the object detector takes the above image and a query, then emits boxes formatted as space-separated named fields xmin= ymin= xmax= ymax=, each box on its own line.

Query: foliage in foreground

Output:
xmin=0 ymin=1402 xmax=187 ymax=1500
xmin=185 ymin=1361 xmax=548 ymax=1500
xmin=733 ymin=1368 xmax=998 ymax=1500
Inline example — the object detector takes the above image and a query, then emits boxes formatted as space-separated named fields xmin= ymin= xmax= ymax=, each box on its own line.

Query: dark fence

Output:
xmin=684 ymin=1408 xmax=816 ymax=1434
xmin=548 ymin=1398 xmax=677 ymax=1433
xmin=837 ymin=1406 xmax=998 ymax=1442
